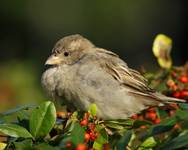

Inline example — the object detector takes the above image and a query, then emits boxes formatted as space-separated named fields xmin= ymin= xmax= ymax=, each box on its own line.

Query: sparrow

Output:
xmin=41 ymin=34 xmax=184 ymax=120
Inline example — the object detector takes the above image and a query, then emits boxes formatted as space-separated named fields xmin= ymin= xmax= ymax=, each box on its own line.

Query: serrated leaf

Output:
xmin=71 ymin=122 xmax=84 ymax=145
xmin=89 ymin=103 xmax=97 ymax=116
xmin=29 ymin=101 xmax=56 ymax=138
xmin=116 ymin=130 xmax=132 ymax=150
xmin=0 ymin=124 xmax=32 ymax=138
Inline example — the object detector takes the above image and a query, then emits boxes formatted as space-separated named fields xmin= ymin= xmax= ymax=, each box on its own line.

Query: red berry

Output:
xmin=166 ymin=79 xmax=178 ymax=91
xmin=174 ymin=123 xmax=181 ymax=129
xmin=145 ymin=112 xmax=157 ymax=120
xmin=89 ymin=131 xmax=97 ymax=141
xmin=173 ymin=91 xmax=181 ymax=98
xmin=180 ymin=90 xmax=188 ymax=98
xmin=179 ymin=76 xmax=188 ymax=83
xmin=80 ymin=119 xmax=88 ymax=126
xmin=159 ymin=106 xmax=168 ymax=110
xmin=65 ymin=141 xmax=72 ymax=149
xmin=93 ymin=115 xmax=97 ymax=120
xmin=166 ymin=79 xmax=176 ymax=88
xmin=171 ymin=85 xmax=178 ymax=91
xmin=169 ymin=110 xmax=176 ymax=116
xmin=153 ymin=118 xmax=161 ymax=124
xmin=131 ymin=114 xmax=138 ymax=119
xmin=171 ymin=71 xmax=177 ymax=78
xmin=138 ymin=115 xmax=144 ymax=120
xmin=76 ymin=144 xmax=87 ymax=150
xmin=103 ymin=144 xmax=110 ymax=150
xmin=83 ymin=112 xmax=90 ymax=120
xmin=84 ymin=132 xmax=90 ymax=142
xmin=169 ymin=103 xmax=179 ymax=109
xmin=147 ymin=107 xmax=156 ymax=113
xmin=88 ymin=123 xmax=95 ymax=130
xmin=140 ymin=125 xmax=147 ymax=129
xmin=56 ymin=111 xmax=66 ymax=118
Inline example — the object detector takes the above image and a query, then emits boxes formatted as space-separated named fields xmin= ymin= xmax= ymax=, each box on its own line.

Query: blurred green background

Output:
xmin=0 ymin=0 xmax=187 ymax=112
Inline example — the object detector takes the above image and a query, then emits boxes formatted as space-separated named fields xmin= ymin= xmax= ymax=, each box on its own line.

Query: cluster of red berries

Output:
xmin=75 ymin=143 xmax=87 ymax=150
xmin=80 ymin=112 xmax=98 ymax=142
xmin=131 ymin=107 xmax=161 ymax=128
xmin=65 ymin=142 xmax=87 ymax=150
xmin=167 ymin=71 xmax=188 ymax=100
xmin=131 ymin=104 xmax=181 ymax=128
xmin=58 ymin=112 xmax=97 ymax=150
xmin=131 ymin=69 xmax=188 ymax=128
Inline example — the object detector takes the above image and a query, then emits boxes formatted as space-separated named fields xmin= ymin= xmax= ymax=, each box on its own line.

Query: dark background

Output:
xmin=0 ymin=0 xmax=187 ymax=111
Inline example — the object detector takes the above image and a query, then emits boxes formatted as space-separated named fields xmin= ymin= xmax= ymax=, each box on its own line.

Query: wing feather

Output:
xmin=94 ymin=48 xmax=185 ymax=103
xmin=95 ymin=48 xmax=153 ymax=93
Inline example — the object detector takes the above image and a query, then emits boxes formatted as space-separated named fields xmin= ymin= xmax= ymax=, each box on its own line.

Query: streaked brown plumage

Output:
xmin=42 ymin=34 xmax=184 ymax=119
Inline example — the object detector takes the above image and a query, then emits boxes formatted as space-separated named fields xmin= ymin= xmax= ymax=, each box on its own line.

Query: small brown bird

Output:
xmin=42 ymin=34 xmax=183 ymax=119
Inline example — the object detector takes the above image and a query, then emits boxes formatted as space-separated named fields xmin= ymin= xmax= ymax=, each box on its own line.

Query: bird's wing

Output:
xmin=95 ymin=48 xmax=163 ymax=101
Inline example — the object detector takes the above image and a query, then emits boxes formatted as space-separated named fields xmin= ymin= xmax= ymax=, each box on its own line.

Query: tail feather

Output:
xmin=154 ymin=92 xmax=186 ymax=103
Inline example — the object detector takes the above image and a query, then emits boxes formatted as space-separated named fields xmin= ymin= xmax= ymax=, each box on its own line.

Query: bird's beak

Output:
xmin=45 ymin=55 xmax=62 ymax=65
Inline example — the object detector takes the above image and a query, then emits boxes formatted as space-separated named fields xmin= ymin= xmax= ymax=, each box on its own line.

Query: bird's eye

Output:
xmin=64 ymin=51 xmax=69 ymax=57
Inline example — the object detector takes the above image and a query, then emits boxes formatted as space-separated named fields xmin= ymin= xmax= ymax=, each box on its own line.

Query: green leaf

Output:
xmin=93 ymin=142 xmax=103 ymax=150
xmin=179 ymin=103 xmax=188 ymax=110
xmin=155 ymin=81 xmax=168 ymax=92
xmin=133 ymin=120 xmax=152 ymax=129
xmin=1 ymin=104 xmax=35 ymax=116
xmin=89 ymin=103 xmax=97 ymax=116
xmin=147 ymin=117 xmax=176 ymax=137
xmin=93 ymin=126 xmax=108 ymax=150
xmin=71 ymin=122 xmax=85 ymax=145
xmin=138 ymin=137 xmax=157 ymax=150
xmin=116 ymin=130 xmax=132 ymax=150
xmin=96 ymin=127 xmax=108 ymax=143
xmin=105 ymin=122 xmax=124 ymax=130
xmin=105 ymin=119 xmax=133 ymax=130
xmin=175 ymin=109 xmax=188 ymax=121
xmin=35 ymin=143 xmax=60 ymax=150
xmin=106 ymin=119 xmax=134 ymax=126
xmin=14 ymin=139 xmax=33 ymax=150
xmin=160 ymin=132 xmax=188 ymax=150
xmin=29 ymin=101 xmax=56 ymax=138
xmin=0 ymin=118 xmax=4 ymax=124
xmin=0 ymin=124 xmax=32 ymax=138
xmin=0 ymin=142 xmax=7 ymax=150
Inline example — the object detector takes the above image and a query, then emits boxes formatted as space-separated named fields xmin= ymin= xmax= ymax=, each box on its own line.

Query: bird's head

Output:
xmin=45 ymin=34 xmax=94 ymax=65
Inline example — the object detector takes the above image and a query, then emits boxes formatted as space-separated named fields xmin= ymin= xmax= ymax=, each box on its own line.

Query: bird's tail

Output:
xmin=154 ymin=92 xmax=186 ymax=103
